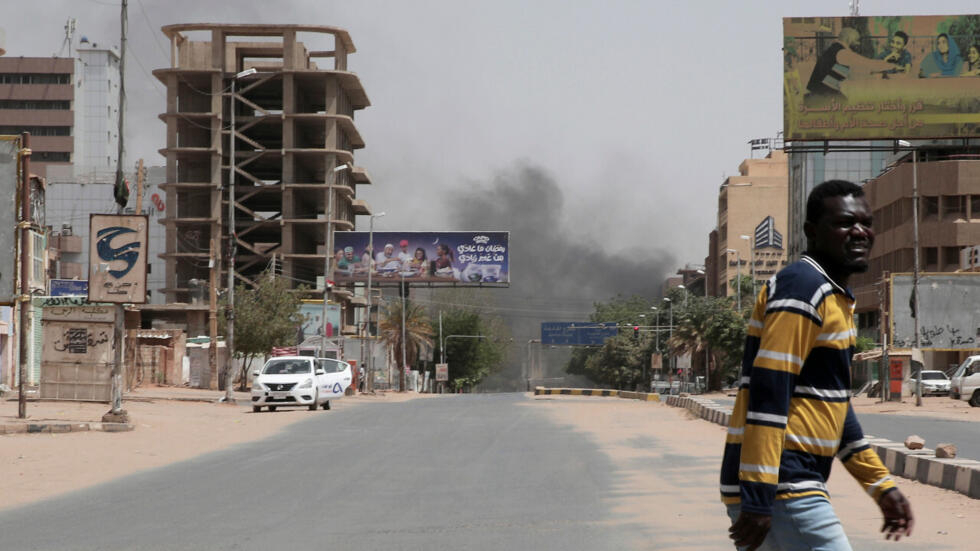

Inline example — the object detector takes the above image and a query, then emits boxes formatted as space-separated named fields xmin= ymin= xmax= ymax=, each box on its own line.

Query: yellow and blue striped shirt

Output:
xmin=720 ymin=255 xmax=895 ymax=515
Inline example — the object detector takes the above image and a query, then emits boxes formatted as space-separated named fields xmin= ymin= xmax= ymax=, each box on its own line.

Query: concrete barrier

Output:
xmin=661 ymin=394 xmax=980 ymax=500
xmin=534 ymin=387 xmax=660 ymax=402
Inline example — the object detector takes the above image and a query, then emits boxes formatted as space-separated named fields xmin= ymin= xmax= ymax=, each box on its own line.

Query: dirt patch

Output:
xmin=0 ymin=386 xmax=425 ymax=511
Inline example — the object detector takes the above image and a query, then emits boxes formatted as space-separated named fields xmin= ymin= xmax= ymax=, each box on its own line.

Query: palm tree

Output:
xmin=379 ymin=298 xmax=434 ymax=391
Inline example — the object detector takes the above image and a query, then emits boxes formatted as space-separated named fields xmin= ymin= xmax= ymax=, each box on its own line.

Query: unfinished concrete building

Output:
xmin=153 ymin=24 xmax=371 ymax=326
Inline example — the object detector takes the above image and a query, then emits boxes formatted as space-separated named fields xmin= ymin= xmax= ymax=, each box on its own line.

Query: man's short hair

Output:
xmin=806 ymin=180 xmax=865 ymax=224
xmin=894 ymin=31 xmax=909 ymax=46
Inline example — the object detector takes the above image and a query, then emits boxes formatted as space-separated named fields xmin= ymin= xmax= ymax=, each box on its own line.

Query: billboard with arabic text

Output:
xmin=332 ymin=231 xmax=509 ymax=287
xmin=784 ymin=15 xmax=980 ymax=140
xmin=88 ymin=215 xmax=148 ymax=303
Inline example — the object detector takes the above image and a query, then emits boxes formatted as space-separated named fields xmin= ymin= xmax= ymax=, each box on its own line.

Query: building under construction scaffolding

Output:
xmin=152 ymin=24 xmax=372 ymax=330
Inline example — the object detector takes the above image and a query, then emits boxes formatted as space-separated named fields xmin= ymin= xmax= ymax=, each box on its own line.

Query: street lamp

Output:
xmin=224 ymin=66 xmax=258 ymax=404
xmin=678 ymin=284 xmax=688 ymax=308
xmin=321 ymin=162 xmax=352 ymax=360
xmin=664 ymin=297 xmax=673 ymax=375
xmin=726 ymin=248 xmax=741 ymax=312
xmin=364 ymin=211 xmax=386 ymax=392
xmin=740 ymin=234 xmax=754 ymax=299
xmin=899 ymin=139 xmax=922 ymax=407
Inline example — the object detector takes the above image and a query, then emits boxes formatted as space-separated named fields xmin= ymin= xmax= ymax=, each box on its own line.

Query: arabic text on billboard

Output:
xmin=541 ymin=322 xmax=617 ymax=346
xmin=784 ymin=15 xmax=980 ymax=140
xmin=332 ymin=232 xmax=509 ymax=286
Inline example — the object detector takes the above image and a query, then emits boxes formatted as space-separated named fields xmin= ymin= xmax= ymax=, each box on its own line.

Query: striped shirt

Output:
xmin=719 ymin=255 xmax=895 ymax=515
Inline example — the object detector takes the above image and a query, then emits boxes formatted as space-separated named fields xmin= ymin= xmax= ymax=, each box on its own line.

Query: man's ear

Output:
xmin=803 ymin=220 xmax=815 ymax=242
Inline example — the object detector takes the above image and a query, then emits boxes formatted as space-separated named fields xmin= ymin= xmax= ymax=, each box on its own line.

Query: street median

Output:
xmin=662 ymin=394 xmax=980 ymax=500
xmin=534 ymin=387 xmax=660 ymax=402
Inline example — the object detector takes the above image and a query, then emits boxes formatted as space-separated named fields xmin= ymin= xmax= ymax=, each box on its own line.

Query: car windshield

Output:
xmin=922 ymin=372 xmax=947 ymax=380
xmin=317 ymin=359 xmax=348 ymax=373
xmin=262 ymin=359 xmax=312 ymax=375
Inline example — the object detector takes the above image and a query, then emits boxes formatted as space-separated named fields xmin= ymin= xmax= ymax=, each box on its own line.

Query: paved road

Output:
xmin=0 ymin=394 xmax=635 ymax=551
xmin=710 ymin=397 xmax=980 ymax=459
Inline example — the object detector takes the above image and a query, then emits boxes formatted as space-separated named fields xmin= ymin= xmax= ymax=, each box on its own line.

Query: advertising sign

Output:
xmin=297 ymin=300 xmax=342 ymax=340
xmin=541 ymin=322 xmax=618 ymax=346
xmin=50 ymin=279 xmax=88 ymax=297
xmin=332 ymin=231 xmax=509 ymax=287
xmin=435 ymin=363 xmax=449 ymax=382
xmin=784 ymin=15 xmax=980 ymax=140
xmin=88 ymin=215 xmax=149 ymax=303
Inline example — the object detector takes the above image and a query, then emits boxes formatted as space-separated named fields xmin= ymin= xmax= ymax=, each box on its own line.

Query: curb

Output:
xmin=662 ymin=394 xmax=980 ymax=500
xmin=1 ymin=422 xmax=135 ymax=435
xmin=534 ymin=387 xmax=660 ymax=402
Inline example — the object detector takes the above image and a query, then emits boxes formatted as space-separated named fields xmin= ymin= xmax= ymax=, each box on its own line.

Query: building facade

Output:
xmin=708 ymin=149 xmax=789 ymax=299
xmin=154 ymin=24 xmax=372 ymax=326
xmin=851 ymin=151 xmax=980 ymax=373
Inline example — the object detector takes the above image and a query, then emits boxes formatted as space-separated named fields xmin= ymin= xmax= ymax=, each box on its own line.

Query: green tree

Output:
xmin=219 ymin=270 xmax=307 ymax=390
xmin=436 ymin=308 xmax=505 ymax=391
xmin=379 ymin=298 xmax=434 ymax=391
xmin=668 ymin=295 xmax=747 ymax=391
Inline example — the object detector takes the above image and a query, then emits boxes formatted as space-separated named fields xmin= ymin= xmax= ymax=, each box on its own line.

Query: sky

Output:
xmin=4 ymin=0 xmax=980 ymax=329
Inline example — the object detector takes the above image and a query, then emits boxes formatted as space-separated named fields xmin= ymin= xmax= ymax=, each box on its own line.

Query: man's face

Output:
xmin=890 ymin=35 xmax=906 ymax=53
xmin=384 ymin=246 xmax=394 ymax=257
xmin=344 ymin=250 xmax=354 ymax=260
xmin=806 ymin=194 xmax=874 ymax=274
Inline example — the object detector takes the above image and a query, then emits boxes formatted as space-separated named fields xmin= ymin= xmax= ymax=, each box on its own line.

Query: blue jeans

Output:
xmin=726 ymin=495 xmax=851 ymax=551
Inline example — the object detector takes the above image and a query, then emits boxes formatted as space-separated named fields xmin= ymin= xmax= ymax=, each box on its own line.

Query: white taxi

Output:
xmin=251 ymin=356 xmax=352 ymax=412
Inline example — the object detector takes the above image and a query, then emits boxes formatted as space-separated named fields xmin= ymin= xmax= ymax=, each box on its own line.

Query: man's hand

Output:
xmin=729 ymin=511 xmax=771 ymax=550
xmin=879 ymin=489 xmax=914 ymax=541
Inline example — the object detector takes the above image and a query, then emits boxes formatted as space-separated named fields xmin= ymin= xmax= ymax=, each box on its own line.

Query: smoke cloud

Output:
xmin=436 ymin=162 xmax=676 ymax=389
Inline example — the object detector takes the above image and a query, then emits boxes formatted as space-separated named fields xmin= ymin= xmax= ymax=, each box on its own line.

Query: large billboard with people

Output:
xmin=332 ymin=231 xmax=509 ymax=287
xmin=784 ymin=15 xmax=980 ymax=140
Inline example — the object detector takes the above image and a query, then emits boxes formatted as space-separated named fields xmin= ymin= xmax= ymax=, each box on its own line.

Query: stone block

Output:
xmin=936 ymin=443 xmax=957 ymax=458
xmin=904 ymin=435 xmax=925 ymax=449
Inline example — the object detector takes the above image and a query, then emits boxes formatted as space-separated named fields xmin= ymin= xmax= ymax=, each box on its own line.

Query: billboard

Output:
xmin=891 ymin=273 xmax=980 ymax=350
xmin=50 ymin=279 xmax=88 ymax=297
xmin=88 ymin=215 xmax=149 ymax=303
xmin=541 ymin=322 xmax=618 ymax=346
xmin=297 ymin=300 xmax=342 ymax=340
xmin=784 ymin=15 xmax=980 ymax=140
xmin=0 ymin=137 xmax=18 ymax=304
xmin=332 ymin=231 xmax=509 ymax=287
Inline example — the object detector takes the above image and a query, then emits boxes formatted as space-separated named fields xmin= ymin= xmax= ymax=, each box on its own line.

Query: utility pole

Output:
xmin=17 ymin=133 xmax=31 ymax=419
xmin=103 ymin=0 xmax=129 ymax=423
xmin=400 ymin=274 xmax=407 ymax=392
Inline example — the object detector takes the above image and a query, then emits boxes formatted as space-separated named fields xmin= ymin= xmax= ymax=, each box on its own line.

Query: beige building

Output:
xmin=153 ymin=24 xmax=372 ymax=331
xmin=852 ymin=153 xmax=980 ymax=372
xmin=708 ymin=150 xmax=789 ymax=299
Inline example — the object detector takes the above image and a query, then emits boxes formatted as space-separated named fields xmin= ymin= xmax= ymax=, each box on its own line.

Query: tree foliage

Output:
xmin=435 ymin=308 xmax=506 ymax=391
xmin=219 ymin=270 xmax=307 ymax=390
xmin=378 ymin=297 xmax=434 ymax=391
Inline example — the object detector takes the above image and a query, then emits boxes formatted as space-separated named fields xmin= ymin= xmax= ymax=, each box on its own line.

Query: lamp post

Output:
xmin=400 ymin=271 xmax=407 ymax=391
xmin=726 ymin=248 xmax=741 ymax=312
xmin=224 ymin=67 xmax=256 ymax=404
xmin=321 ymin=162 xmax=352 ymax=359
xmin=364 ymin=211 xmax=386 ymax=392
xmin=664 ymin=297 xmax=673 ymax=375
xmin=740 ymin=234 xmax=754 ymax=299
xmin=899 ymin=139 xmax=922 ymax=407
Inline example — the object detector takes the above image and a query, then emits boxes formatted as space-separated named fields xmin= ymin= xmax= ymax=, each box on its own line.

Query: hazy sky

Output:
xmin=4 ymin=0 xmax=979 ymax=308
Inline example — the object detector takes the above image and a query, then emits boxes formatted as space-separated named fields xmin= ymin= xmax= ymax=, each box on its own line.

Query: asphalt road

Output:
xmin=711 ymin=397 xmax=980 ymax=460
xmin=0 ymin=394 xmax=635 ymax=551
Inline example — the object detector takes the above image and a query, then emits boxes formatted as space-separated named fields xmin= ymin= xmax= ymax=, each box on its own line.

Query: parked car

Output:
xmin=950 ymin=355 xmax=980 ymax=407
xmin=251 ymin=356 xmax=352 ymax=412
xmin=905 ymin=370 xmax=951 ymax=396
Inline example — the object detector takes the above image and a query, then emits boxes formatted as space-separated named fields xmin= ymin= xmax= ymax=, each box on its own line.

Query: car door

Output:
xmin=964 ymin=360 xmax=980 ymax=399
xmin=318 ymin=359 xmax=351 ymax=399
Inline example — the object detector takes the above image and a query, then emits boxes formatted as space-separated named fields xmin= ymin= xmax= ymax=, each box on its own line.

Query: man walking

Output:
xmin=721 ymin=180 xmax=913 ymax=550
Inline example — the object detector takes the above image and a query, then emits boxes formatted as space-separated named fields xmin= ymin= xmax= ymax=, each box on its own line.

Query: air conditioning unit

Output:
xmin=61 ymin=223 xmax=73 ymax=236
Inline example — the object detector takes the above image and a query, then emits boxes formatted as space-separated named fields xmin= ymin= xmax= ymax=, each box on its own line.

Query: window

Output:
xmin=0 ymin=73 xmax=70 ymax=84
xmin=942 ymin=195 xmax=966 ymax=220
xmin=922 ymin=196 xmax=939 ymax=219
xmin=0 ymin=126 xmax=70 ymax=136
xmin=0 ymin=100 xmax=70 ymax=110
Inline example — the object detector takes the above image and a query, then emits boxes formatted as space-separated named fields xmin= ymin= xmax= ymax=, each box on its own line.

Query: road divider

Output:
xmin=534 ymin=387 xmax=660 ymax=401
xmin=662 ymin=394 xmax=980 ymax=500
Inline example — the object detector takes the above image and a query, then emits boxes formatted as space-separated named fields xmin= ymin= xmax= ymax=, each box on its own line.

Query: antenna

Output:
xmin=849 ymin=0 xmax=860 ymax=16
xmin=58 ymin=18 xmax=76 ymax=57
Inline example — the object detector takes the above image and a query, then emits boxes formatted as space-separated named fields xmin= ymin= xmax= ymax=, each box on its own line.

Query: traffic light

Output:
xmin=633 ymin=325 xmax=640 ymax=340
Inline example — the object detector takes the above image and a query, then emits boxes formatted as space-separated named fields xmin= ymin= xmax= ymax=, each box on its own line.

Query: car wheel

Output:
xmin=323 ymin=400 xmax=331 ymax=410
xmin=252 ymin=406 xmax=261 ymax=413
xmin=309 ymin=391 xmax=318 ymax=411
xmin=268 ymin=406 xmax=277 ymax=412
xmin=970 ymin=390 xmax=980 ymax=407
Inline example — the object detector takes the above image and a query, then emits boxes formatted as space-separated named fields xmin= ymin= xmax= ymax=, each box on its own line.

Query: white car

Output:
xmin=251 ymin=356 xmax=352 ymax=413
xmin=950 ymin=355 xmax=980 ymax=407
xmin=905 ymin=370 xmax=951 ymax=396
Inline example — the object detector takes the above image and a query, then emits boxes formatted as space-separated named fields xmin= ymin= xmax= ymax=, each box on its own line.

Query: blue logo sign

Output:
xmin=332 ymin=382 xmax=343 ymax=394
xmin=96 ymin=226 xmax=141 ymax=279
